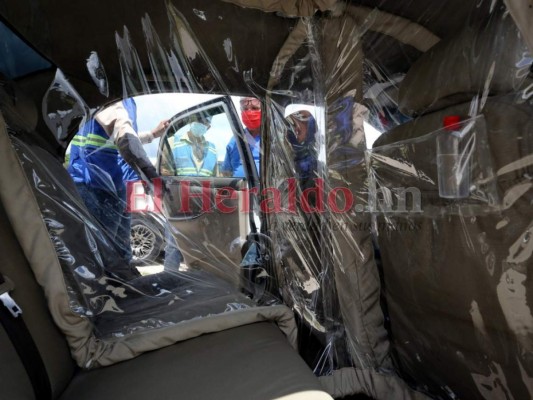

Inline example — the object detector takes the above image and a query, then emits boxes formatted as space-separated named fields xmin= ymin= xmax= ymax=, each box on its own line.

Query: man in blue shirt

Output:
xmin=68 ymin=99 xmax=168 ymax=265
xmin=221 ymin=97 xmax=261 ymax=177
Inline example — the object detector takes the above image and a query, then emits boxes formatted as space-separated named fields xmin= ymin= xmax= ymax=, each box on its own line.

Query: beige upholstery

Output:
xmin=0 ymin=110 xmax=300 ymax=369
xmin=374 ymin=96 xmax=533 ymax=398
xmin=504 ymin=0 xmax=533 ymax=53
xmin=60 ymin=322 xmax=331 ymax=400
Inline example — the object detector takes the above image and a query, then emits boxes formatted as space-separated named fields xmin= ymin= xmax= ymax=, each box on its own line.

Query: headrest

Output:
xmin=0 ymin=77 xmax=38 ymax=132
xmin=399 ymin=15 xmax=531 ymax=116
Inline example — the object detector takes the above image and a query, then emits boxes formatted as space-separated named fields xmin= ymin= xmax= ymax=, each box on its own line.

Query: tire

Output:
xmin=130 ymin=215 xmax=163 ymax=263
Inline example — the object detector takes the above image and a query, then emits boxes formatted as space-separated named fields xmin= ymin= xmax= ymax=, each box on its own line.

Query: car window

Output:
xmin=0 ymin=20 xmax=52 ymax=79
xmin=160 ymin=103 xmax=245 ymax=178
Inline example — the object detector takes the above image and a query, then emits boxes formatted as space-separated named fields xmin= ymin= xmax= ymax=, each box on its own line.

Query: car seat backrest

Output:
xmin=0 ymin=120 xmax=76 ymax=398
xmin=372 ymin=13 xmax=533 ymax=400
xmin=398 ymin=13 xmax=531 ymax=117
xmin=0 ymin=76 xmax=160 ymax=370
xmin=0 ymin=81 xmax=298 ymax=370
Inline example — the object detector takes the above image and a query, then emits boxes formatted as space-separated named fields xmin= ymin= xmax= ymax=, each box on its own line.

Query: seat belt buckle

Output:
xmin=0 ymin=276 xmax=22 ymax=318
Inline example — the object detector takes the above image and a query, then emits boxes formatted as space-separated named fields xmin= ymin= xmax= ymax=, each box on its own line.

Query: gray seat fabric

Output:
xmin=373 ymin=14 xmax=533 ymax=400
xmin=60 ymin=322 xmax=326 ymax=400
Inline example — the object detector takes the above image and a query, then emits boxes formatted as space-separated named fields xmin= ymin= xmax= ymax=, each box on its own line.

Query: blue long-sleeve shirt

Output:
xmin=221 ymin=130 xmax=260 ymax=177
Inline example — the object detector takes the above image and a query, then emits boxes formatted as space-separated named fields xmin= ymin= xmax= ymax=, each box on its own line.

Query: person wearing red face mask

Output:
xmin=221 ymin=97 xmax=261 ymax=177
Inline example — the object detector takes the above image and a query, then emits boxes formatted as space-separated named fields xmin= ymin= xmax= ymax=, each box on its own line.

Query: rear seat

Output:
xmin=0 ymin=86 xmax=333 ymax=399
xmin=60 ymin=322 xmax=321 ymax=400
xmin=0 ymin=199 xmax=74 ymax=399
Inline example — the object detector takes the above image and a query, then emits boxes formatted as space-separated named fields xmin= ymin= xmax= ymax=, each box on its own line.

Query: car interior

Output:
xmin=0 ymin=1 xmax=532 ymax=400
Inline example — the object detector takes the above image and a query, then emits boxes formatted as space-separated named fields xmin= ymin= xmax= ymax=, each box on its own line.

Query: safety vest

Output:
xmin=172 ymin=135 xmax=217 ymax=177
xmin=68 ymin=99 xmax=138 ymax=191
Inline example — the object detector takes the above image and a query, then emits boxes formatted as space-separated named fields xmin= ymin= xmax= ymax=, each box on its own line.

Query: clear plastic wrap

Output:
xmin=365 ymin=9 xmax=533 ymax=400
xmin=13 ymin=132 xmax=257 ymax=325
xmin=263 ymin=12 xmax=394 ymax=397
xmin=1 ymin=0 xmax=533 ymax=399
xmin=368 ymin=115 xmax=499 ymax=216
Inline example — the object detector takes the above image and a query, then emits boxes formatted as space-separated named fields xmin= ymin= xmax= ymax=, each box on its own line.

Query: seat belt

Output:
xmin=0 ymin=273 xmax=52 ymax=400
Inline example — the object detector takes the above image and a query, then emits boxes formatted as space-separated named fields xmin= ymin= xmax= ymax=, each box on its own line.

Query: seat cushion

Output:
xmin=59 ymin=322 xmax=332 ymax=400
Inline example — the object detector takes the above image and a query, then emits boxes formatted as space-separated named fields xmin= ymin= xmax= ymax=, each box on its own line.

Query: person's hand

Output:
xmin=151 ymin=119 xmax=170 ymax=139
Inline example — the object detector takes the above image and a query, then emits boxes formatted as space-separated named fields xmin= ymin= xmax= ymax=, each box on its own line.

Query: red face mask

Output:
xmin=241 ymin=110 xmax=261 ymax=130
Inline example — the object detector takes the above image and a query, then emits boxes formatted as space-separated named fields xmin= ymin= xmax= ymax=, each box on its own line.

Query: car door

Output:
xmin=156 ymin=96 xmax=259 ymax=286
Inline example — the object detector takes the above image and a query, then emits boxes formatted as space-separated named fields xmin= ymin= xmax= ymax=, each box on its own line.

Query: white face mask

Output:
xmin=190 ymin=121 xmax=208 ymax=138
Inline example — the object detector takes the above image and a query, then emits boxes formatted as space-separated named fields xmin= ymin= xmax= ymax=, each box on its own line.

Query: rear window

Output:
xmin=0 ymin=20 xmax=52 ymax=79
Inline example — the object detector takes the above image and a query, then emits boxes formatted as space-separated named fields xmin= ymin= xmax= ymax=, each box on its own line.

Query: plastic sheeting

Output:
xmin=1 ymin=0 xmax=533 ymax=398
xmin=12 ymin=134 xmax=257 ymax=333
xmin=368 ymin=115 xmax=499 ymax=216
xmin=367 ymin=10 xmax=533 ymax=400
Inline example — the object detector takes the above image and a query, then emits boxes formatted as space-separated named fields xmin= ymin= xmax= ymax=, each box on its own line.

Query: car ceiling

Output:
xmin=0 ymin=0 xmax=493 ymax=140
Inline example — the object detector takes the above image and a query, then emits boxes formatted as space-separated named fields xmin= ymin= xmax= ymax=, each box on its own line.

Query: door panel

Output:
xmin=157 ymin=96 xmax=256 ymax=285
xmin=163 ymin=176 xmax=249 ymax=284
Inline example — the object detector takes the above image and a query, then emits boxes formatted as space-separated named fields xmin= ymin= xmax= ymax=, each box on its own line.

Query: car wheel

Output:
xmin=130 ymin=216 xmax=163 ymax=263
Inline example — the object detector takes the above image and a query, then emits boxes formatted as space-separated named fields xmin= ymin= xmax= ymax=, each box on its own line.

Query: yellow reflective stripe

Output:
xmin=86 ymin=133 xmax=109 ymax=142
xmin=71 ymin=135 xmax=86 ymax=145
xmin=84 ymin=140 xmax=113 ymax=147
xmin=176 ymin=168 xmax=198 ymax=173
xmin=85 ymin=134 xmax=116 ymax=149
xmin=86 ymin=134 xmax=116 ymax=147
xmin=72 ymin=133 xmax=117 ymax=149
xmin=176 ymin=168 xmax=215 ymax=176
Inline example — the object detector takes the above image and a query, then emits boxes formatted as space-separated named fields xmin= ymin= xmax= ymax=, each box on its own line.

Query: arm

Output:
xmin=95 ymin=102 xmax=157 ymax=180
xmin=138 ymin=120 xmax=170 ymax=144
